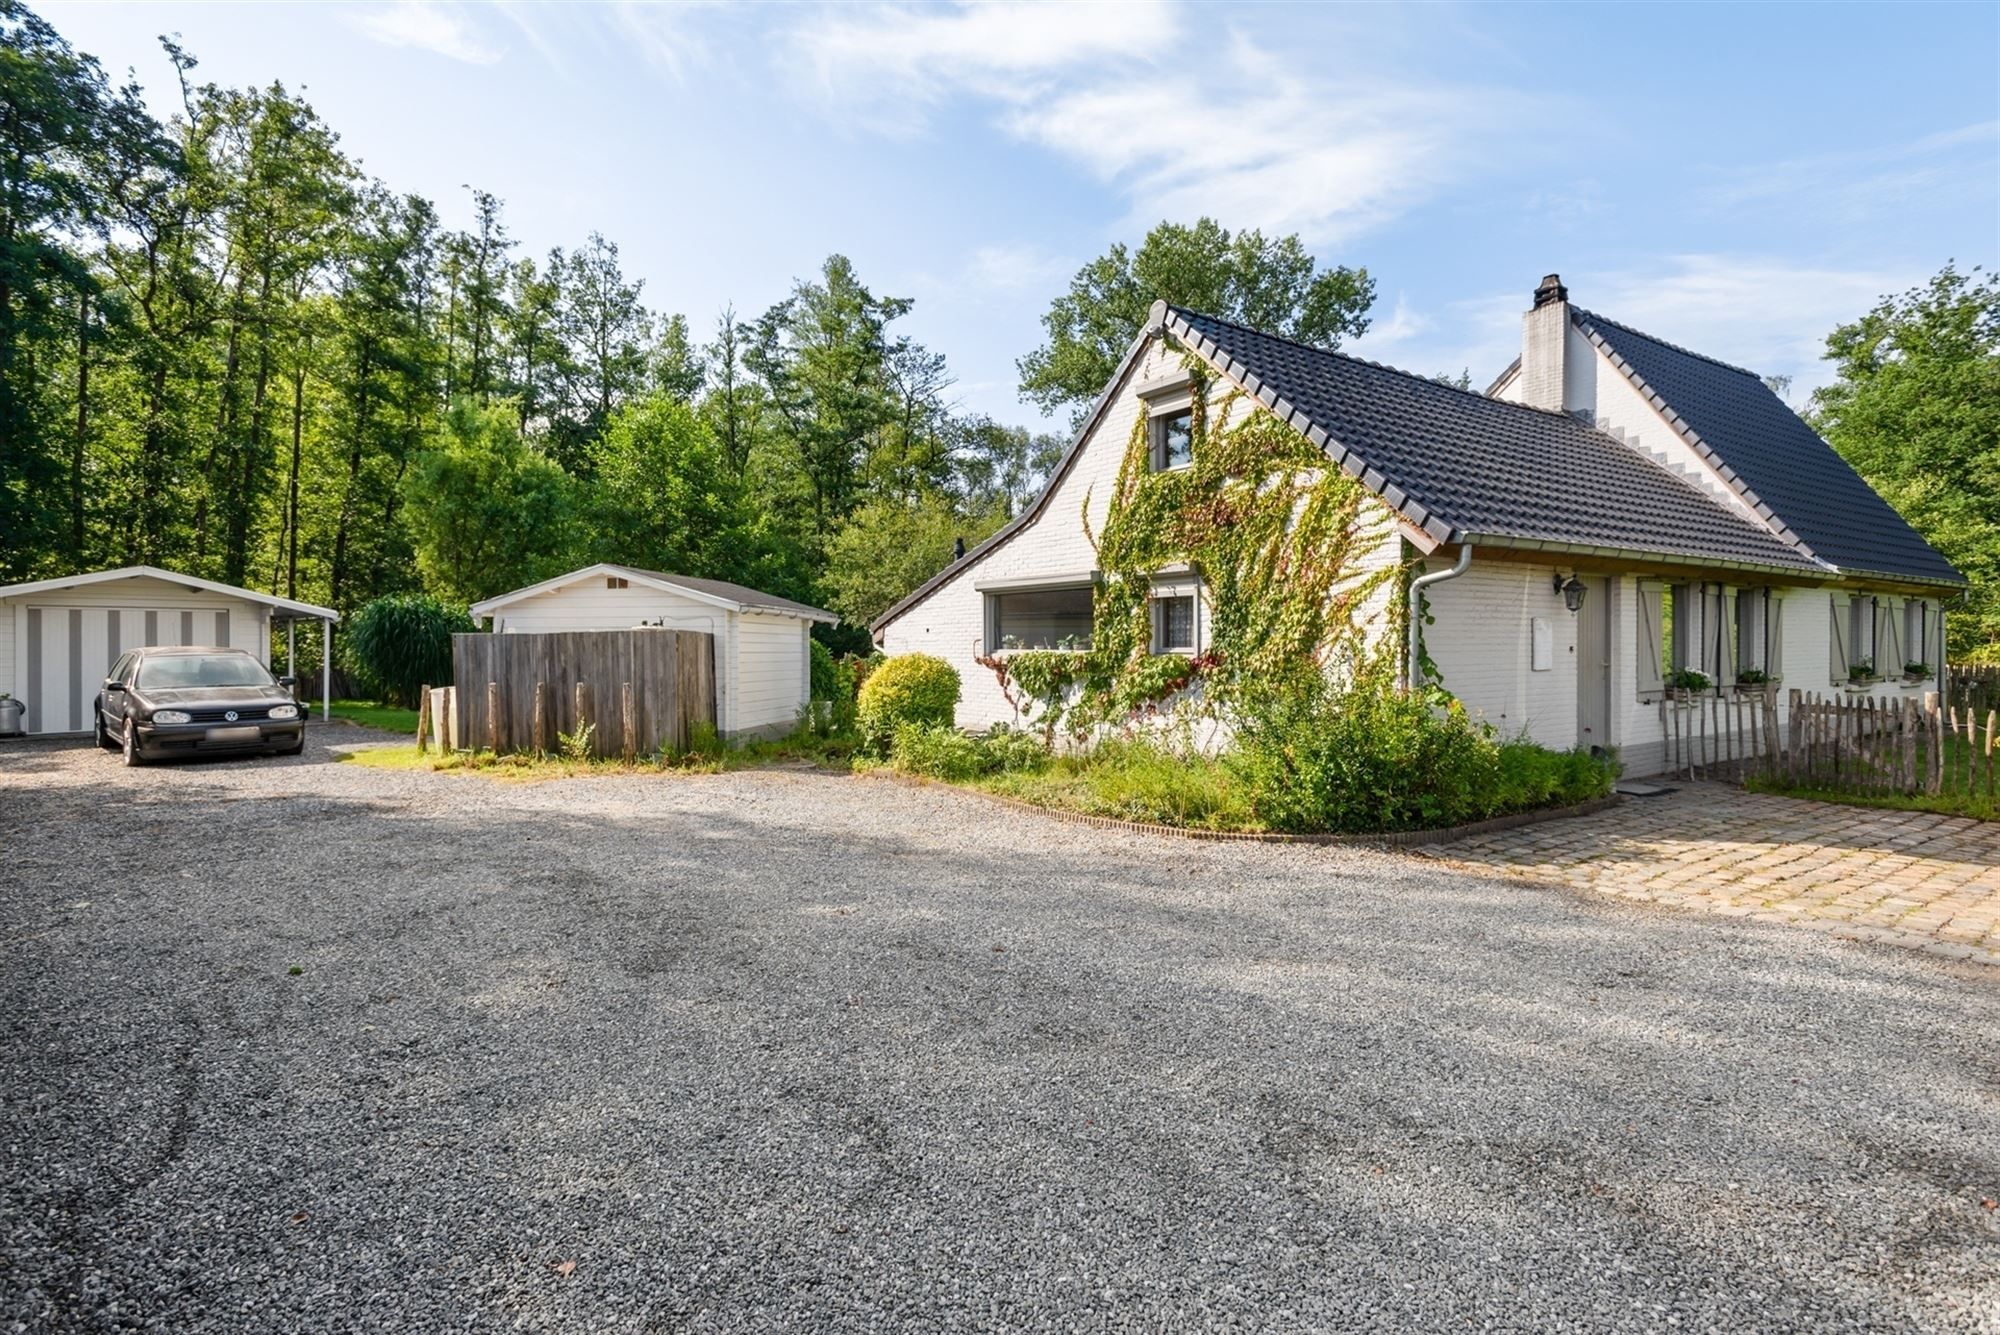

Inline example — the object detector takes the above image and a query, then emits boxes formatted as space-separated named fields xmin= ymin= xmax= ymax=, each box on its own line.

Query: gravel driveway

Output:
xmin=3 ymin=729 xmax=1998 ymax=1332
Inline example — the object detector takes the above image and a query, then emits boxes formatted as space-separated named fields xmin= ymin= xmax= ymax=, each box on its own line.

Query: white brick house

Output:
xmin=875 ymin=277 xmax=1964 ymax=776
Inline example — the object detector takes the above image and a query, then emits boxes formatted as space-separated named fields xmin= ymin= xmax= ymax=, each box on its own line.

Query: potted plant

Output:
xmin=1734 ymin=667 xmax=1772 ymax=688
xmin=1847 ymin=658 xmax=1875 ymax=686
xmin=1665 ymin=668 xmax=1712 ymax=702
xmin=1903 ymin=660 xmax=1931 ymax=683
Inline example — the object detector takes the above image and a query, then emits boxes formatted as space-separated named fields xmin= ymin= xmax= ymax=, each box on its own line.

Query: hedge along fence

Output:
xmin=431 ymin=629 xmax=716 ymax=759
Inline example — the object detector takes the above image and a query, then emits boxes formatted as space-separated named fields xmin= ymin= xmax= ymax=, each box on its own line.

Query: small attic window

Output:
xmin=606 ymin=577 xmax=629 ymax=590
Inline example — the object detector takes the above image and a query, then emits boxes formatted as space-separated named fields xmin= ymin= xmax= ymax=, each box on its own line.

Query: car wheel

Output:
xmin=94 ymin=702 xmax=114 ymax=750
xmin=121 ymin=718 xmax=146 ymax=767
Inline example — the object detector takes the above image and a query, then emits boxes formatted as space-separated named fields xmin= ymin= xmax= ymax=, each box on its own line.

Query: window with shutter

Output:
xmin=1829 ymin=594 xmax=1850 ymax=683
xmin=1767 ymin=591 xmax=1785 ymax=680
xmin=1878 ymin=598 xmax=1903 ymax=678
xmin=1722 ymin=588 xmax=1741 ymax=681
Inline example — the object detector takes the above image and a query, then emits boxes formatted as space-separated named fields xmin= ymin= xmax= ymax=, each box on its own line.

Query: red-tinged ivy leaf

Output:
xmin=1982 ymin=1198 xmax=1997 ymax=1211
xmin=554 ymin=1260 xmax=577 ymax=1277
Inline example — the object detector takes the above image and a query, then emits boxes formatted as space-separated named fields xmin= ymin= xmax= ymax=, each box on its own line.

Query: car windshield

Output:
xmin=136 ymin=654 xmax=277 ymax=690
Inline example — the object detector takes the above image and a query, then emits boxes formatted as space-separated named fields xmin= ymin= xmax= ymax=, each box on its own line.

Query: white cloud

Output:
xmin=350 ymin=1 xmax=500 ymax=65
xmin=603 ymin=1 xmax=719 ymax=81
xmin=788 ymin=0 xmax=1163 ymax=127
xmin=1699 ymin=122 xmax=2000 ymax=224
xmin=787 ymin=6 xmax=1538 ymax=245
xmin=963 ymin=243 xmax=1071 ymax=293
xmin=1579 ymin=256 xmax=1910 ymax=394
xmin=1338 ymin=258 xmax=1913 ymax=398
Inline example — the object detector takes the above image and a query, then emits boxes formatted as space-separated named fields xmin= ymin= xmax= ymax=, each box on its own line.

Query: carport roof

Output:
xmin=0 ymin=565 xmax=340 ymax=621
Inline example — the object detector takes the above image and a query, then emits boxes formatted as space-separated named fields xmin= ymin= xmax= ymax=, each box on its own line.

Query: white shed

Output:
xmin=0 ymin=565 xmax=340 ymax=736
xmin=468 ymin=564 xmax=837 ymax=740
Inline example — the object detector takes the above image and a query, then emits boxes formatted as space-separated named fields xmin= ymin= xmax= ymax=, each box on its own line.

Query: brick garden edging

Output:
xmin=866 ymin=770 xmax=1624 ymax=848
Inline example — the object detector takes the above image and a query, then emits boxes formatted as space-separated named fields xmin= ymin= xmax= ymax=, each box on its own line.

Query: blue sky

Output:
xmin=44 ymin=1 xmax=1999 ymax=428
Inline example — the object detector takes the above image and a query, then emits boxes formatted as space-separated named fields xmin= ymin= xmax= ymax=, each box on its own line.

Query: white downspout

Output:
xmin=1407 ymin=544 xmax=1473 ymax=692
xmin=322 ymin=617 xmax=332 ymax=721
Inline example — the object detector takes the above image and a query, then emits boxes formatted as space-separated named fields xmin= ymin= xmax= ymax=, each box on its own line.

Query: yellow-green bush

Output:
xmin=857 ymin=653 xmax=961 ymax=753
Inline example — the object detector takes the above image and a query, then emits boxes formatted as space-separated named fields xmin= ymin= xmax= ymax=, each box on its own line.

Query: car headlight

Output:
xmin=268 ymin=704 xmax=299 ymax=721
xmin=152 ymin=710 xmax=190 ymax=724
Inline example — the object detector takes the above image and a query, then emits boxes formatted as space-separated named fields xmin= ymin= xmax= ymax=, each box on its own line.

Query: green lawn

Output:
xmin=326 ymin=699 xmax=420 ymax=733
xmin=1746 ymin=732 xmax=1997 ymax=821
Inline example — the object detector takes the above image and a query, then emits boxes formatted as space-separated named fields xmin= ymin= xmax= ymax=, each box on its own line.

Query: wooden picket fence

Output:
xmin=1660 ymin=666 xmax=1997 ymax=797
xmin=415 ymin=629 xmax=716 ymax=760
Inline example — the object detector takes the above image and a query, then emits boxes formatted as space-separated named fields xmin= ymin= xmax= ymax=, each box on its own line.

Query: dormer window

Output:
xmin=1151 ymin=408 xmax=1193 ymax=472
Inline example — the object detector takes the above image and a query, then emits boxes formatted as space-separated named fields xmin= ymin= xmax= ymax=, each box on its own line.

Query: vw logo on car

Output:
xmin=224 ymin=710 xmax=239 ymax=722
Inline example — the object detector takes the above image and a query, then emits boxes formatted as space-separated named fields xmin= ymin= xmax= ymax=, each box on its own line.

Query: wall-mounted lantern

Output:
xmin=1553 ymin=572 xmax=1587 ymax=613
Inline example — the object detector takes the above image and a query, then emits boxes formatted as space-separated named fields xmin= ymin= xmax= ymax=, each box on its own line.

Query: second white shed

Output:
xmin=468 ymin=564 xmax=837 ymax=740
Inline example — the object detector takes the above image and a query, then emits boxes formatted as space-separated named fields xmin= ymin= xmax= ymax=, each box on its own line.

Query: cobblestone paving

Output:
xmin=1429 ymin=783 xmax=2000 ymax=967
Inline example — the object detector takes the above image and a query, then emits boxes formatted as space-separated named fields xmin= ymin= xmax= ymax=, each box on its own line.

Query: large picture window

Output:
xmin=988 ymin=585 xmax=1094 ymax=651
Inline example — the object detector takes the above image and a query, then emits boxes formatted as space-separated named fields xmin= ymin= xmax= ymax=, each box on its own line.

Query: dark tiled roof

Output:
xmin=612 ymin=566 xmax=836 ymax=621
xmin=1570 ymin=310 xmax=1961 ymax=585
xmin=1166 ymin=307 xmax=1825 ymax=575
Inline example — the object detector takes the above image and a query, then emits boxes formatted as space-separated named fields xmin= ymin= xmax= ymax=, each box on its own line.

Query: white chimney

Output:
xmin=1517 ymin=273 xmax=1569 ymax=413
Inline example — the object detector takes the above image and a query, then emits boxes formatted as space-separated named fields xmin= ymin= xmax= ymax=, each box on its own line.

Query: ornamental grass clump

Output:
xmin=857 ymin=653 xmax=962 ymax=754
xmin=343 ymin=593 xmax=475 ymax=707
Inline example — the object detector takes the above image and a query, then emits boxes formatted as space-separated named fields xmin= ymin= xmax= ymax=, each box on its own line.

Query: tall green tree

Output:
xmin=1018 ymin=218 xmax=1374 ymax=422
xmin=821 ymin=493 xmax=1003 ymax=628
xmin=402 ymin=398 xmax=574 ymax=603
xmin=746 ymin=253 xmax=904 ymax=536
xmin=0 ymin=1 xmax=127 ymax=576
xmin=551 ymin=230 xmax=648 ymax=471
xmin=1811 ymin=263 xmax=2000 ymax=661
xmin=585 ymin=392 xmax=770 ymax=583
xmin=699 ymin=304 xmax=760 ymax=476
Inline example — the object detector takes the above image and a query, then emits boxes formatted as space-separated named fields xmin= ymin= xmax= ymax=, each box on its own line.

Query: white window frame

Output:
xmin=1148 ymin=573 xmax=1202 ymax=656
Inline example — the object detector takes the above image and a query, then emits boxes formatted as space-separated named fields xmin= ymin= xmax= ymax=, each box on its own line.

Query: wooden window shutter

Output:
xmin=1638 ymin=581 xmax=1665 ymax=695
xmin=1880 ymin=598 xmax=1903 ymax=675
xmin=1829 ymin=593 xmax=1849 ymax=683
xmin=1721 ymin=588 xmax=1739 ymax=682
xmin=1767 ymin=591 xmax=1785 ymax=679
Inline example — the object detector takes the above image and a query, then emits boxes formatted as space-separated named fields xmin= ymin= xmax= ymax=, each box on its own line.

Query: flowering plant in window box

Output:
xmin=1847 ymin=659 xmax=1875 ymax=685
xmin=1903 ymin=661 xmax=1931 ymax=683
xmin=1665 ymin=668 xmax=1712 ymax=701
xmin=1734 ymin=668 xmax=1772 ymax=687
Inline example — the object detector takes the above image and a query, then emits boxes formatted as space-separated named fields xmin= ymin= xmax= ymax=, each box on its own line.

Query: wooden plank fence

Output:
xmin=420 ymin=629 xmax=716 ymax=760
xmin=1659 ymin=666 xmax=1997 ymax=798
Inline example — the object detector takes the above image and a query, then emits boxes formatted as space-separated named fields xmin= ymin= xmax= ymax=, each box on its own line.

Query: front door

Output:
xmin=1576 ymin=577 xmax=1611 ymax=754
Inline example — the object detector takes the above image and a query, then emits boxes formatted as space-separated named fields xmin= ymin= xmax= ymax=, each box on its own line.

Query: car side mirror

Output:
xmin=103 ymin=679 xmax=126 ymax=693
xmin=278 ymin=675 xmax=297 ymax=690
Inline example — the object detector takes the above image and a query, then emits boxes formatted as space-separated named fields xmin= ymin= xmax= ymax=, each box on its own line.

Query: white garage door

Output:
xmin=22 ymin=605 xmax=238 ymax=735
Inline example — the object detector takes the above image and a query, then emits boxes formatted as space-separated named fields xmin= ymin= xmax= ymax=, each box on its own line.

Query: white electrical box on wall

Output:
xmin=1531 ymin=616 xmax=1553 ymax=672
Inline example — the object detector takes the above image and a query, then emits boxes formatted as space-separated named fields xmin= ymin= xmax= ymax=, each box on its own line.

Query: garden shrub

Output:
xmin=1231 ymin=676 xmax=1503 ymax=833
xmin=809 ymin=639 xmax=838 ymax=701
xmin=343 ymin=593 xmax=475 ymax=707
xmin=891 ymin=723 xmax=1052 ymax=782
xmin=857 ymin=653 xmax=961 ymax=753
xmin=1231 ymin=675 xmax=1616 ymax=833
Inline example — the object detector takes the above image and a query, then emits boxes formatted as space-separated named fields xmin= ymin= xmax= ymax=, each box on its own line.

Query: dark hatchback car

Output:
xmin=94 ymin=646 xmax=306 ymax=765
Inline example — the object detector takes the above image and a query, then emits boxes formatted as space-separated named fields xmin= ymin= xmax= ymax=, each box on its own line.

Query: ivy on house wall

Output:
xmin=982 ymin=346 xmax=1403 ymax=738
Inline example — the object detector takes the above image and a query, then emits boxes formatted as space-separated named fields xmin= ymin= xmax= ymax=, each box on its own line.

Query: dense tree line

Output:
xmin=0 ymin=6 xmax=1064 ymax=651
